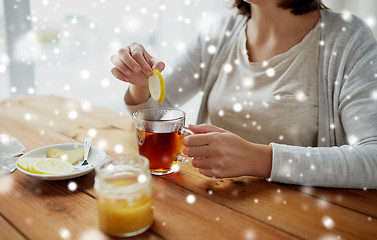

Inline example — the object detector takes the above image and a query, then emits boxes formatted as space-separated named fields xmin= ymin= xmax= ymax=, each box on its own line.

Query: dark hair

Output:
xmin=233 ymin=0 xmax=328 ymax=18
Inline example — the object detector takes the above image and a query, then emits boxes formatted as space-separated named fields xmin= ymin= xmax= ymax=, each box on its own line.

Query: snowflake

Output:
xmin=68 ymin=110 xmax=78 ymax=120
xmin=184 ymin=18 xmax=191 ymax=24
xmin=101 ymin=78 xmax=110 ymax=88
xmin=366 ymin=16 xmax=375 ymax=27
xmin=207 ymin=45 xmax=217 ymax=54
xmin=0 ymin=64 xmax=6 ymax=73
xmin=79 ymin=229 xmax=107 ymax=240
xmin=27 ymin=87 xmax=35 ymax=95
xmin=266 ymin=68 xmax=275 ymax=77
xmin=114 ymin=144 xmax=124 ymax=153
xmin=242 ymin=77 xmax=254 ymax=89
xmin=341 ymin=11 xmax=352 ymax=22
xmin=244 ymin=229 xmax=255 ymax=240
xmin=186 ymin=194 xmax=196 ymax=204
xmin=137 ymin=174 xmax=147 ymax=183
xmin=80 ymin=69 xmax=90 ymax=79
xmin=347 ymin=135 xmax=358 ymax=145
xmin=97 ymin=140 xmax=107 ymax=150
xmin=59 ymin=228 xmax=71 ymax=239
xmin=81 ymin=101 xmax=92 ymax=112
xmin=0 ymin=175 xmax=13 ymax=194
xmin=371 ymin=90 xmax=377 ymax=100
xmin=171 ymin=164 xmax=180 ymax=172
xmin=175 ymin=41 xmax=186 ymax=52
xmin=233 ymin=103 xmax=243 ymax=112
xmin=24 ymin=113 xmax=32 ymax=121
xmin=68 ymin=181 xmax=77 ymax=191
xmin=322 ymin=216 xmax=335 ymax=229
xmin=223 ymin=63 xmax=232 ymax=73
xmin=88 ymin=128 xmax=97 ymax=137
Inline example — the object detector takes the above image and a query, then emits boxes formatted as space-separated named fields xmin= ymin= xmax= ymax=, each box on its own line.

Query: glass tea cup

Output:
xmin=94 ymin=155 xmax=153 ymax=237
xmin=133 ymin=107 xmax=194 ymax=175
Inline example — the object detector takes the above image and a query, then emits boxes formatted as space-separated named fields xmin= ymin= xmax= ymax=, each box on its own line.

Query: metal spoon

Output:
xmin=82 ymin=137 xmax=92 ymax=166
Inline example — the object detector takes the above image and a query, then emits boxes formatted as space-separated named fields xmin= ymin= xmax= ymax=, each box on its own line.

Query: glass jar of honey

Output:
xmin=94 ymin=155 xmax=153 ymax=237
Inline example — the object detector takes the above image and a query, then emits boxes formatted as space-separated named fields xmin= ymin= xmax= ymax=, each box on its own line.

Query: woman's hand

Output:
xmin=110 ymin=42 xmax=165 ymax=105
xmin=183 ymin=124 xmax=273 ymax=179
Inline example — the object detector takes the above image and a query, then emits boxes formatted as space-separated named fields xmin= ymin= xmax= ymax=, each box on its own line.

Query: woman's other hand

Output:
xmin=183 ymin=124 xmax=272 ymax=179
xmin=111 ymin=42 xmax=165 ymax=104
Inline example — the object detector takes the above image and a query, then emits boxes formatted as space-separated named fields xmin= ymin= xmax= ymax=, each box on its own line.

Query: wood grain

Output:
xmin=0 ymin=215 xmax=26 ymax=240
xmin=1 ymin=95 xmax=377 ymax=240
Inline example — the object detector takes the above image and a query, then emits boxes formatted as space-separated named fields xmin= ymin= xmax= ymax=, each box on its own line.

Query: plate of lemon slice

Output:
xmin=16 ymin=143 xmax=107 ymax=180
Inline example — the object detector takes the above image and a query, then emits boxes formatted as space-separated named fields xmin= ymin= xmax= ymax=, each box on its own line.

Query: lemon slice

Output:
xmin=17 ymin=157 xmax=33 ymax=171
xmin=31 ymin=158 xmax=74 ymax=175
xmin=148 ymin=69 xmax=165 ymax=103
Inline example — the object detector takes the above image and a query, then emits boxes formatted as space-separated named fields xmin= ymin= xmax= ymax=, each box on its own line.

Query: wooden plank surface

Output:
xmin=1 ymin=95 xmax=377 ymax=240
xmin=162 ymin=164 xmax=377 ymax=239
xmin=0 ymin=215 xmax=26 ymax=240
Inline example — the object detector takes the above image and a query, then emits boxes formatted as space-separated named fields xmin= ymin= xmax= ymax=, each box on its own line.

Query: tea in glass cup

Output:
xmin=94 ymin=155 xmax=153 ymax=237
xmin=133 ymin=108 xmax=194 ymax=175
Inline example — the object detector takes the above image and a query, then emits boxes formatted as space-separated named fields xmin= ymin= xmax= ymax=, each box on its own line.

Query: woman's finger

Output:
xmin=189 ymin=124 xmax=227 ymax=134
xmin=111 ymin=67 xmax=129 ymax=82
xmin=111 ymin=55 xmax=133 ymax=77
xmin=191 ymin=157 xmax=211 ymax=169
xmin=151 ymin=58 xmax=166 ymax=72
xmin=117 ymin=48 xmax=141 ymax=73
xmin=184 ymin=145 xmax=210 ymax=158
xmin=128 ymin=44 xmax=153 ymax=76
xmin=198 ymin=168 xmax=217 ymax=178
xmin=183 ymin=134 xmax=210 ymax=147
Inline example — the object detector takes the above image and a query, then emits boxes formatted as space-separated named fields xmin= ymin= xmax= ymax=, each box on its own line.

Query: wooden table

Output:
xmin=1 ymin=95 xmax=376 ymax=240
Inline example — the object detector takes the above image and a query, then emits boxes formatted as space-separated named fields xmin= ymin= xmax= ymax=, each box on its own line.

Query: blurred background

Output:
xmin=0 ymin=0 xmax=376 ymax=124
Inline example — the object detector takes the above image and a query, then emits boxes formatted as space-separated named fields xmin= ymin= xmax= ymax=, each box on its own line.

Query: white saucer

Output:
xmin=16 ymin=143 xmax=107 ymax=180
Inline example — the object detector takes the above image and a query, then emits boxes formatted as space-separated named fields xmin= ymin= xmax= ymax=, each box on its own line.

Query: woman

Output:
xmin=110 ymin=0 xmax=377 ymax=188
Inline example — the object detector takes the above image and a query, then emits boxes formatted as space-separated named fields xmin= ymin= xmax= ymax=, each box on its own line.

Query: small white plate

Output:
xmin=16 ymin=143 xmax=107 ymax=180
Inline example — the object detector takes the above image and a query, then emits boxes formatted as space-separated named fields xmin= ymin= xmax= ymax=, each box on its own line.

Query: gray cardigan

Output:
xmin=127 ymin=9 xmax=377 ymax=188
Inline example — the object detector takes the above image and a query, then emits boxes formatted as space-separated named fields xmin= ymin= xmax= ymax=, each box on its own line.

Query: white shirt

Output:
xmin=208 ymin=20 xmax=321 ymax=147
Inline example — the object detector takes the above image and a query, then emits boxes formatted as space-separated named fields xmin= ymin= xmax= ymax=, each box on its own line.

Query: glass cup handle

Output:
xmin=175 ymin=127 xmax=195 ymax=163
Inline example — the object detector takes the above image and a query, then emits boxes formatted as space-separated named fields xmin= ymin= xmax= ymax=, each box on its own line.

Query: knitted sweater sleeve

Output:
xmin=270 ymin=11 xmax=377 ymax=189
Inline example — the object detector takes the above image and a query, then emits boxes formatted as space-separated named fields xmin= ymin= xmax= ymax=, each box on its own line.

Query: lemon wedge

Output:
xmin=17 ymin=157 xmax=33 ymax=171
xmin=30 ymin=158 xmax=74 ymax=175
xmin=148 ymin=69 xmax=165 ymax=103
